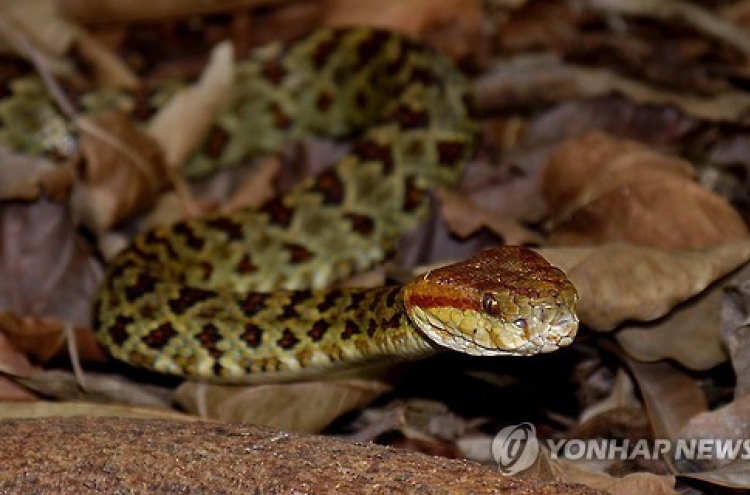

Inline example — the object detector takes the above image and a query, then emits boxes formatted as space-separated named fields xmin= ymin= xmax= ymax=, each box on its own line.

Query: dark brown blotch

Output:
xmin=284 ymin=243 xmax=314 ymax=264
xmin=259 ymin=197 xmax=294 ymax=227
xmin=260 ymin=60 xmax=287 ymax=84
xmin=277 ymin=328 xmax=300 ymax=350
xmin=124 ymin=273 xmax=158 ymax=302
xmin=408 ymin=66 xmax=437 ymax=86
xmin=168 ymin=287 xmax=214 ymax=314
xmin=315 ymin=90 xmax=333 ymax=112
xmin=317 ymin=289 xmax=343 ymax=313
xmin=385 ymin=288 xmax=400 ymax=308
xmin=108 ymin=315 xmax=135 ymax=345
xmin=236 ymin=254 xmax=258 ymax=274
xmin=143 ymin=322 xmax=178 ymax=349
xmin=351 ymin=139 xmax=394 ymax=173
xmin=238 ymin=293 xmax=269 ymax=317
xmin=341 ymin=320 xmax=361 ymax=340
xmin=197 ymin=323 xmax=223 ymax=358
xmin=204 ymin=126 xmax=230 ymax=160
xmin=268 ymin=102 xmax=293 ymax=130
xmin=172 ymin=223 xmax=205 ymax=250
xmin=437 ymin=140 xmax=467 ymax=167
xmin=344 ymin=213 xmax=375 ymax=236
xmin=205 ymin=217 xmax=244 ymax=241
xmin=312 ymin=34 xmax=342 ymax=69
xmin=402 ymin=176 xmax=426 ymax=212
xmin=310 ymin=169 xmax=345 ymax=205
xmin=392 ymin=105 xmax=430 ymax=130
xmin=367 ymin=318 xmax=378 ymax=338
xmin=357 ymin=30 xmax=389 ymax=62
xmin=241 ymin=323 xmax=263 ymax=348
xmin=307 ymin=321 xmax=327 ymax=342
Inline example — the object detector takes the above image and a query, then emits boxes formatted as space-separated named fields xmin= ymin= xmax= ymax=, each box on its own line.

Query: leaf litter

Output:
xmin=4 ymin=0 xmax=750 ymax=493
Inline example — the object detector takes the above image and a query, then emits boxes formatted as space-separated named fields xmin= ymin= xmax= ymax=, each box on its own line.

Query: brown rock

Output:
xmin=0 ymin=417 xmax=606 ymax=493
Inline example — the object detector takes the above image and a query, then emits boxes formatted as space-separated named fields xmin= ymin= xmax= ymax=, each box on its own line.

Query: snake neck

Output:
xmin=95 ymin=277 xmax=440 ymax=383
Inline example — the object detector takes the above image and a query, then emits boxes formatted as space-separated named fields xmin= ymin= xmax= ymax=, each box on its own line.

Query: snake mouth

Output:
xmin=408 ymin=304 xmax=578 ymax=357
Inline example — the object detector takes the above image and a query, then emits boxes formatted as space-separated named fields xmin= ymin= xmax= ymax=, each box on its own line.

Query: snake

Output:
xmin=2 ymin=28 xmax=579 ymax=383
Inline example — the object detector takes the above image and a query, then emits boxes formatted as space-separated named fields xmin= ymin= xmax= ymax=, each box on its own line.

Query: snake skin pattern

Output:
xmin=1 ymin=28 xmax=579 ymax=383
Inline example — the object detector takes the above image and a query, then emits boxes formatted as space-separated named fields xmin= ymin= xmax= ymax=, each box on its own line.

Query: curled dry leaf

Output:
xmin=537 ymin=242 xmax=750 ymax=331
xmin=174 ymin=379 xmax=391 ymax=434
xmin=0 ymin=198 xmax=103 ymax=364
xmin=543 ymin=132 xmax=749 ymax=249
xmin=436 ymin=187 xmax=542 ymax=245
xmin=71 ymin=111 xmax=169 ymax=233
xmin=147 ymin=41 xmax=234 ymax=170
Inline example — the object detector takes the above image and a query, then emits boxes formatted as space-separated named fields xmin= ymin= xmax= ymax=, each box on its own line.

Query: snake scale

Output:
xmin=4 ymin=28 xmax=579 ymax=383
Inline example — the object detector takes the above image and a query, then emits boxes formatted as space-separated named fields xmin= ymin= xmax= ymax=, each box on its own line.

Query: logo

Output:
xmin=492 ymin=422 xmax=539 ymax=475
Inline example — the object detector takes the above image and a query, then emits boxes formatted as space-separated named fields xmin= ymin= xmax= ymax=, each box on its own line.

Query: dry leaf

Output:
xmin=0 ymin=401 xmax=202 ymax=422
xmin=0 ymin=198 xmax=103 ymax=364
xmin=323 ymin=0 xmax=481 ymax=37
xmin=678 ymin=459 xmax=750 ymax=490
xmin=59 ymin=0 xmax=291 ymax=23
xmin=147 ymin=41 xmax=234 ymax=170
xmin=71 ymin=111 xmax=170 ymax=233
xmin=615 ymin=285 xmax=727 ymax=370
xmin=474 ymin=56 xmax=750 ymax=122
xmin=537 ymin=242 xmax=750 ymax=331
xmin=721 ymin=270 xmax=750 ymax=397
xmin=0 ymin=0 xmax=79 ymax=81
xmin=436 ymin=187 xmax=542 ymax=245
xmin=548 ymin=454 xmax=677 ymax=495
xmin=11 ymin=370 xmax=173 ymax=409
xmin=624 ymin=359 xmax=707 ymax=444
xmin=675 ymin=394 xmax=750 ymax=473
xmin=543 ymin=132 xmax=749 ymax=248
xmin=175 ymin=379 xmax=392 ymax=433
xmin=0 ymin=146 xmax=73 ymax=201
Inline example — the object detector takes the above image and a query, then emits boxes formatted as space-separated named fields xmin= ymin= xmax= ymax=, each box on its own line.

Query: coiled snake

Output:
xmin=8 ymin=28 xmax=579 ymax=383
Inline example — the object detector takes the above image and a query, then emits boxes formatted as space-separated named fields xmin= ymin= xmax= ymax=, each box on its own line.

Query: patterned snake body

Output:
xmin=5 ymin=28 xmax=579 ymax=382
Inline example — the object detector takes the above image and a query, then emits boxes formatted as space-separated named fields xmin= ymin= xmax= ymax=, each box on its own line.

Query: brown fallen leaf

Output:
xmin=722 ymin=275 xmax=750 ymax=397
xmin=322 ymin=0 xmax=483 ymax=61
xmin=473 ymin=56 xmax=750 ymax=122
xmin=323 ymin=0 xmax=480 ymax=37
xmin=542 ymin=132 xmax=749 ymax=248
xmin=623 ymin=358 xmax=707 ymax=447
xmin=71 ymin=111 xmax=170 ymax=233
xmin=0 ymin=198 xmax=103 ymax=365
xmin=547 ymin=454 xmax=677 ymax=495
xmin=615 ymin=282 xmax=727 ymax=370
xmin=436 ymin=187 xmax=542 ymax=245
xmin=0 ymin=146 xmax=73 ymax=201
xmin=538 ymin=242 xmax=750 ymax=331
xmin=174 ymin=378 xmax=392 ymax=434
xmin=147 ymin=41 xmax=234 ymax=171
xmin=0 ymin=401 xmax=203 ymax=421
xmin=675 ymin=394 xmax=750 ymax=474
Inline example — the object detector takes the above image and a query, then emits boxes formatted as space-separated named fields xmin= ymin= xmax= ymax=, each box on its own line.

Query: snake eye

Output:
xmin=513 ymin=318 xmax=527 ymax=329
xmin=481 ymin=293 xmax=500 ymax=317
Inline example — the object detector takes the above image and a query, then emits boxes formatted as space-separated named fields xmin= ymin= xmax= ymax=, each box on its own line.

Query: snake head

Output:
xmin=403 ymin=246 xmax=578 ymax=356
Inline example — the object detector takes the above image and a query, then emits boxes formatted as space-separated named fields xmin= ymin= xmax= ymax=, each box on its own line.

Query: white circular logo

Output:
xmin=491 ymin=422 xmax=539 ymax=475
